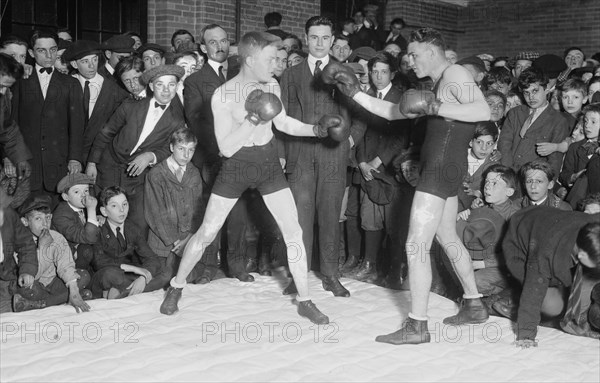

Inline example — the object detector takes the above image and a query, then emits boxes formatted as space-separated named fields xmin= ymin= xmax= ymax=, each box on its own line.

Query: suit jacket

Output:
xmin=0 ymin=207 xmax=38 ymax=281
xmin=82 ymin=75 xmax=129 ymax=163
xmin=0 ymin=91 xmax=31 ymax=164
xmin=184 ymin=59 xmax=238 ymax=170
xmin=88 ymin=97 xmax=185 ymax=166
xmin=51 ymin=201 xmax=101 ymax=256
xmin=92 ymin=219 xmax=161 ymax=276
xmin=385 ymin=33 xmax=408 ymax=51
xmin=503 ymin=207 xmax=600 ymax=340
xmin=97 ymin=63 xmax=119 ymax=84
xmin=144 ymin=160 xmax=204 ymax=257
xmin=520 ymin=192 xmax=572 ymax=211
xmin=356 ymin=86 xmax=408 ymax=166
xmin=458 ymin=154 xmax=499 ymax=210
xmin=498 ymin=104 xmax=569 ymax=178
xmin=280 ymin=58 xmax=366 ymax=169
xmin=11 ymin=70 xmax=85 ymax=191
xmin=559 ymin=140 xmax=593 ymax=187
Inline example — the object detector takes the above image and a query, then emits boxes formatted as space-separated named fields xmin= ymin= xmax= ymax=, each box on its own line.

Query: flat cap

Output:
xmin=63 ymin=40 xmax=102 ymax=62
xmin=57 ymin=173 xmax=95 ymax=194
xmin=102 ymin=35 xmax=135 ymax=53
xmin=140 ymin=64 xmax=185 ymax=86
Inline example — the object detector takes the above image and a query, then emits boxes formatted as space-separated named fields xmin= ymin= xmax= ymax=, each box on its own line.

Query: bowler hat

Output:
xmin=140 ymin=64 xmax=185 ymax=86
xmin=63 ymin=40 xmax=102 ymax=62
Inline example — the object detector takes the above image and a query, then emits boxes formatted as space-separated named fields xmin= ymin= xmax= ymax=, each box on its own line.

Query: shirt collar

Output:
xmin=375 ymin=83 xmax=393 ymax=99
xmin=307 ymin=54 xmax=330 ymax=68
xmin=107 ymin=220 xmax=124 ymax=236
xmin=532 ymin=196 xmax=548 ymax=205
xmin=74 ymin=72 xmax=103 ymax=87
xmin=35 ymin=63 xmax=53 ymax=77
xmin=105 ymin=62 xmax=114 ymax=75
xmin=167 ymin=155 xmax=187 ymax=173
xmin=150 ymin=96 xmax=171 ymax=110
xmin=67 ymin=202 xmax=84 ymax=213
xmin=207 ymin=59 xmax=227 ymax=76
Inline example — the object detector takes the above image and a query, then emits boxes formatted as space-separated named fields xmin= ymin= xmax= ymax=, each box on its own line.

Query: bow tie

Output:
xmin=581 ymin=140 xmax=599 ymax=156
xmin=155 ymin=102 xmax=167 ymax=110
xmin=39 ymin=67 xmax=53 ymax=74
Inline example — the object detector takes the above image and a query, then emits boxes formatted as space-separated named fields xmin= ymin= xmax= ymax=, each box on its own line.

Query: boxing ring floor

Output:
xmin=1 ymin=271 xmax=598 ymax=382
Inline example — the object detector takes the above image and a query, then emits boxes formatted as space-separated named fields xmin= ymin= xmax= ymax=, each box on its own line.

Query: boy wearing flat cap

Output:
xmin=86 ymin=65 xmax=186 ymax=233
xmin=51 ymin=173 xmax=101 ymax=271
xmin=99 ymin=34 xmax=135 ymax=82
xmin=12 ymin=194 xmax=91 ymax=313
xmin=138 ymin=43 xmax=166 ymax=72
xmin=63 ymin=40 xmax=129 ymax=162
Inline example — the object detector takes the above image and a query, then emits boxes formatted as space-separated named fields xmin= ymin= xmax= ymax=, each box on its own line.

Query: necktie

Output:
xmin=83 ymin=80 xmax=90 ymax=121
xmin=39 ymin=67 xmax=53 ymax=74
xmin=218 ymin=65 xmax=226 ymax=83
xmin=175 ymin=166 xmax=184 ymax=182
xmin=378 ymin=92 xmax=383 ymax=99
xmin=78 ymin=210 xmax=86 ymax=225
xmin=116 ymin=227 xmax=126 ymax=252
xmin=155 ymin=102 xmax=166 ymax=110
xmin=519 ymin=110 xmax=535 ymax=138
xmin=314 ymin=60 xmax=322 ymax=78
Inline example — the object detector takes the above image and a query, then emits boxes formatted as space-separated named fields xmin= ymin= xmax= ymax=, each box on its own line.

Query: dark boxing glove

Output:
xmin=313 ymin=114 xmax=349 ymax=142
xmin=321 ymin=61 xmax=361 ymax=98
xmin=245 ymin=89 xmax=283 ymax=125
xmin=399 ymin=89 xmax=442 ymax=116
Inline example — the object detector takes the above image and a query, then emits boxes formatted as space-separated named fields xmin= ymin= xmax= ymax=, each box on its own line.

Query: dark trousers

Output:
xmin=10 ymin=275 xmax=88 ymax=307
xmin=90 ymin=266 xmax=167 ymax=298
xmin=287 ymin=141 xmax=349 ymax=277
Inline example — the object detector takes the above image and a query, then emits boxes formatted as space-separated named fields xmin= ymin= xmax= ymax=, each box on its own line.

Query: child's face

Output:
xmin=584 ymin=111 xmax=600 ymax=141
xmin=571 ymin=122 xmax=585 ymax=142
xmin=485 ymin=95 xmax=505 ymax=122
xmin=583 ymin=202 xmax=600 ymax=215
xmin=170 ymin=142 xmax=196 ymax=167
xmin=21 ymin=211 xmax=51 ymax=238
xmin=483 ymin=172 xmax=514 ymax=205
xmin=149 ymin=74 xmax=179 ymax=105
xmin=62 ymin=184 xmax=90 ymax=209
xmin=100 ymin=193 xmax=129 ymax=225
xmin=513 ymin=59 xmax=532 ymax=78
xmin=522 ymin=82 xmax=549 ymax=109
xmin=588 ymin=82 xmax=600 ymax=100
xmin=505 ymin=95 xmax=522 ymax=115
xmin=561 ymin=90 xmax=587 ymax=116
xmin=470 ymin=134 xmax=496 ymax=160
xmin=370 ymin=62 xmax=393 ymax=91
xmin=400 ymin=160 xmax=421 ymax=187
xmin=524 ymin=169 xmax=552 ymax=203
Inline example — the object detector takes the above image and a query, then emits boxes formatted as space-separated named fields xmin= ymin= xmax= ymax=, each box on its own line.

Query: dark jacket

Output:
xmin=0 ymin=207 xmax=38 ymax=280
xmin=51 ymin=201 xmax=100 ymax=256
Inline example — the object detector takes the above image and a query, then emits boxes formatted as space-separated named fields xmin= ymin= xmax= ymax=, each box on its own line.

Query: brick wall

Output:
xmin=147 ymin=0 xmax=319 ymax=49
xmin=456 ymin=0 xmax=600 ymax=59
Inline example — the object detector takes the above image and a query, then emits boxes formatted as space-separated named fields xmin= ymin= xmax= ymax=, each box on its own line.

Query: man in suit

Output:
xmin=280 ymin=16 xmax=366 ymax=297
xmin=384 ymin=18 xmax=408 ymax=52
xmin=183 ymin=24 xmax=250 ymax=283
xmin=498 ymin=67 xmax=569 ymax=179
xmin=98 ymin=35 xmax=135 ymax=83
xmin=85 ymin=65 xmax=186 ymax=234
xmin=11 ymin=30 xmax=85 ymax=196
xmin=354 ymin=51 xmax=409 ymax=282
xmin=63 ymin=40 xmax=129 ymax=164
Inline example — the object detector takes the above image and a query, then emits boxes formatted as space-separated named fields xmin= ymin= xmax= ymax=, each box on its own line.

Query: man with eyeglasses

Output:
xmin=11 ymin=30 xmax=85 ymax=198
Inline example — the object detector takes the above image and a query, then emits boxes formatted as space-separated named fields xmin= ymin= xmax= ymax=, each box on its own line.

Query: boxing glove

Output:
xmin=245 ymin=89 xmax=283 ymax=125
xmin=399 ymin=89 xmax=442 ymax=116
xmin=313 ymin=114 xmax=349 ymax=142
xmin=321 ymin=61 xmax=361 ymax=98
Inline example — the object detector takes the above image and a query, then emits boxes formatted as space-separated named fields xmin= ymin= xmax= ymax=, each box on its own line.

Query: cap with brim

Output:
xmin=347 ymin=46 xmax=377 ymax=63
xmin=102 ymin=35 xmax=135 ymax=53
xmin=457 ymin=55 xmax=486 ymax=73
xmin=140 ymin=64 xmax=185 ymax=86
xmin=57 ymin=39 xmax=72 ymax=52
xmin=361 ymin=166 xmax=398 ymax=205
xmin=18 ymin=194 xmax=52 ymax=217
xmin=137 ymin=43 xmax=166 ymax=55
xmin=63 ymin=40 xmax=102 ymax=62
xmin=57 ymin=173 xmax=96 ymax=194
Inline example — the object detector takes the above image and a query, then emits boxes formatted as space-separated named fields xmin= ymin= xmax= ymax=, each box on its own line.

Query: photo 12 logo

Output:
xmin=200 ymin=321 xmax=340 ymax=344
xmin=1 ymin=321 xmax=140 ymax=344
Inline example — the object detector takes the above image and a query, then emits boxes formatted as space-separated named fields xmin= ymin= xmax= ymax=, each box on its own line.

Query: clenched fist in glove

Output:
xmin=321 ymin=61 xmax=361 ymax=98
xmin=313 ymin=114 xmax=349 ymax=141
xmin=245 ymin=89 xmax=283 ymax=125
xmin=399 ymin=89 xmax=442 ymax=116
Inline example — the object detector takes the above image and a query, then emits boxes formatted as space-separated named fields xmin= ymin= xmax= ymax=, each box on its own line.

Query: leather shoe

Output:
xmin=160 ymin=286 xmax=182 ymax=315
xmin=322 ymin=276 xmax=350 ymax=297
xmin=234 ymin=272 xmax=255 ymax=282
xmin=492 ymin=297 xmax=517 ymax=320
xmin=283 ymin=279 xmax=298 ymax=295
xmin=79 ymin=289 xmax=93 ymax=301
xmin=245 ymin=258 xmax=258 ymax=273
xmin=298 ymin=300 xmax=329 ymax=325
xmin=443 ymin=297 xmax=489 ymax=325
xmin=375 ymin=317 xmax=430 ymax=345
xmin=12 ymin=294 xmax=46 ymax=312
xmin=354 ymin=261 xmax=376 ymax=281
xmin=341 ymin=255 xmax=360 ymax=274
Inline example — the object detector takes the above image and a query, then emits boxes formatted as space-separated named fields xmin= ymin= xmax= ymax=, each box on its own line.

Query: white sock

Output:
xmin=463 ymin=293 xmax=483 ymax=299
xmin=408 ymin=312 xmax=428 ymax=321
xmin=296 ymin=296 xmax=312 ymax=303
xmin=170 ymin=277 xmax=186 ymax=289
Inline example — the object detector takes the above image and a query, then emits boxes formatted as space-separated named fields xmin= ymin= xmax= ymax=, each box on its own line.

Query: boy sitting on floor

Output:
xmin=90 ymin=186 xmax=165 ymax=298
xmin=52 ymin=173 xmax=102 ymax=271
xmin=12 ymin=194 xmax=91 ymax=313
xmin=456 ymin=164 xmax=520 ymax=297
